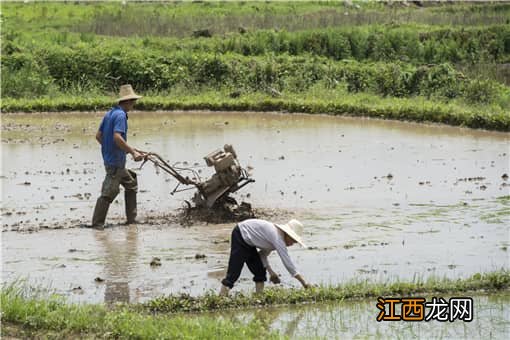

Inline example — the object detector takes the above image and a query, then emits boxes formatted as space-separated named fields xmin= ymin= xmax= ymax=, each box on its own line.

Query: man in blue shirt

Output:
xmin=92 ymin=84 xmax=144 ymax=228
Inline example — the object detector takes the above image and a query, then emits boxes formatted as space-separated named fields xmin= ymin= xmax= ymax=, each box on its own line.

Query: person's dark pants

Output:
xmin=92 ymin=166 xmax=138 ymax=227
xmin=221 ymin=225 xmax=267 ymax=288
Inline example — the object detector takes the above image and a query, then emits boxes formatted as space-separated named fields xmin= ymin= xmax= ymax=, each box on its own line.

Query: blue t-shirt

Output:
xmin=99 ymin=106 xmax=128 ymax=168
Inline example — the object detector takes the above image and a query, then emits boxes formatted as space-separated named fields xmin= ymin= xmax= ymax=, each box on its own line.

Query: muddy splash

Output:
xmin=134 ymin=202 xmax=287 ymax=228
xmin=178 ymin=199 xmax=254 ymax=226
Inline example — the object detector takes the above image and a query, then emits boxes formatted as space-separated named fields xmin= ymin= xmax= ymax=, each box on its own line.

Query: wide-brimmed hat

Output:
xmin=275 ymin=219 xmax=307 ymax=248
xmin=117 ymin=84 xmax=142 ymax=102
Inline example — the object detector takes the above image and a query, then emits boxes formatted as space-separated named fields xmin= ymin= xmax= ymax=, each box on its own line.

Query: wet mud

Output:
xmin=1 ymin=204 xmax=290 ymax=233
xmin=176 ymin=198 xmax=294 ymax=226
xmin=177 ymin=198 xmax=255 ymax=226
xmin=2 ymin=111 xmax=509 ymax=304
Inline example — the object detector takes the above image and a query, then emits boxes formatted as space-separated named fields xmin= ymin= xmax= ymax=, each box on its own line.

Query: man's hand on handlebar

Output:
xmin=132 ymin=150 xmax=144 ymax=162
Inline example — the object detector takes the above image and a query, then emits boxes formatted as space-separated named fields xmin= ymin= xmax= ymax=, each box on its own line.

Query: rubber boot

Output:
xmin=219 ymin=284 xmax=230 ymax=297
xmin=92 ymin=196 xmax=110 ymax=229
xmin=125 ymin=190 xmax=137 ymax=224
xmin=255 ymin=282 xmax=264 ymax=295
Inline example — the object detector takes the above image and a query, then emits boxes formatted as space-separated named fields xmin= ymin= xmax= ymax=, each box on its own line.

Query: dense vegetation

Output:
xmin=1 ymin=1 xmax=509 ymax=130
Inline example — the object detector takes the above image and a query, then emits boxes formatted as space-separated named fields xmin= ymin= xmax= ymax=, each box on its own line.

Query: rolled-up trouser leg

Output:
xmin=121 ymin=169 xmax=138 ymax=223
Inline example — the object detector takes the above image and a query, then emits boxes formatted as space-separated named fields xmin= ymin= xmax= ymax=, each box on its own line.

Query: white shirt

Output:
xmin=238 ymin=218 xmax=299 ymax=277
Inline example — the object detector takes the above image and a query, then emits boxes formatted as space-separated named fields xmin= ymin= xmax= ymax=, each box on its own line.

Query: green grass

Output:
xmin=2 ymin=88 xmax=509 ymax=131
xmin=2 ymin=271 xmax=508 ymax=338
xmin=3 ymin=1 xmax=509 ymax=37
xmin=480 ymin=198 xmax=510 ymax=224
xmin=141 ymin=270 xmax=510 ymax=314
xmin=2 ymin=1 xmax=509 ymax=131
xmin=1 ymin=285 xmax=281 ymax=339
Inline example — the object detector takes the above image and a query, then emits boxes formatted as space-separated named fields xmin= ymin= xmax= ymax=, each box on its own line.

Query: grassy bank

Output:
xmin=1 ymin=285 xmax=280 ymax=339
xmin=2 ymin=89 xmax=509 ymax=131
xmin=2 ymin=271 xmax=509 ymax=339
xmin=141 ymin=270 xmax=510 ymax=314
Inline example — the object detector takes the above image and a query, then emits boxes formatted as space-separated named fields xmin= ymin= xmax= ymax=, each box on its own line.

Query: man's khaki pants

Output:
xmin=92 ymin=166 xmax=138 ymax=227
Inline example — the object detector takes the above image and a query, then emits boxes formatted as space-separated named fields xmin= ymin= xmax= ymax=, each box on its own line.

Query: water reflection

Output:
xmin=211 ymin=293 xmax=510 ymax=338
xmin=95 ymin=225 xmax=139 ymax=304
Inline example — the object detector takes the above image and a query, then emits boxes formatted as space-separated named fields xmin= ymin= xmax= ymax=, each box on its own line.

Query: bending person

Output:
xmin=220 ymin=218 xmax=310 ymax=296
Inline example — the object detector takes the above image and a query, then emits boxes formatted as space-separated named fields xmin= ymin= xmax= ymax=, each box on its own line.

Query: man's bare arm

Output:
xmin=113 ymin=132 xmax=143 ymax=161
xmin=96 ymin=131 xmax=102 ymax=144
xmin=294 ymin=273 xmax=310 ymax=288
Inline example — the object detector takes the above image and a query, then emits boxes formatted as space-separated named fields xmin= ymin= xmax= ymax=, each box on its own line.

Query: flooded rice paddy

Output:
xmin=2 ymin=111 xmax=509 ymax=307
xmin=210 ymin=293 xmax=510 ymax=339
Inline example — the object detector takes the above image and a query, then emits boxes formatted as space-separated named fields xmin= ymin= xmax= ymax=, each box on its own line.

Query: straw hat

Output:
xmin=117 ymin=84 xmax=142 ymax=102
xmin=275 ymin=219 xmax=307 ymax=248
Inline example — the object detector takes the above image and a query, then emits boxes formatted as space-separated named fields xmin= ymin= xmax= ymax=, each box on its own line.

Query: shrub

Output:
xmin=463 ymin=79 xmax=499 ymax=104
xmin=1 ymin=53 xmax=56 ymax=98
xmin=420 ymin=63 xmax=463 ymax=99
xmin=374 ymin=63 xmax=412 ymax=97
xmin=345 ymin=67 xmax=372 ymax=93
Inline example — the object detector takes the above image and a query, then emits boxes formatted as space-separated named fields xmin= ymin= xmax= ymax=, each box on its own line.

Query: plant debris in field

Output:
xmin=150 ymin=257 xmax=162 ymax=267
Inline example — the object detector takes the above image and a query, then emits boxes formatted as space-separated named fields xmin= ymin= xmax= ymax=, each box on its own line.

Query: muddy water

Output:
xmin=209 ymin=293 xmax=510 ymax=339
xmin=2 ymin=111 xmax=509 ymax=304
